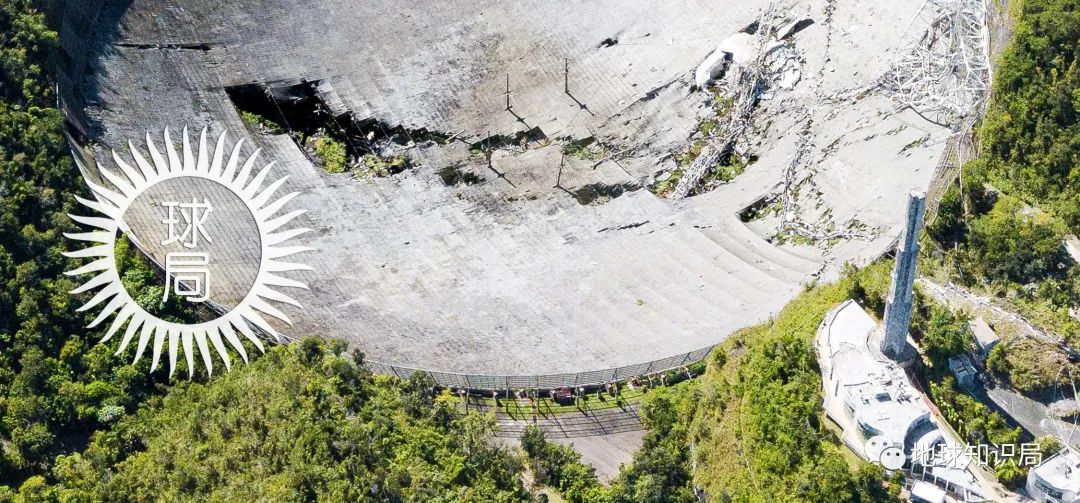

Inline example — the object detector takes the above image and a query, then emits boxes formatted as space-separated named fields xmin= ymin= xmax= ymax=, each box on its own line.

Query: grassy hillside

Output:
xmin=0 ymin=0 xmax=172 ymax=488
xmin=688 ymin=262 xmax=900 ymax=503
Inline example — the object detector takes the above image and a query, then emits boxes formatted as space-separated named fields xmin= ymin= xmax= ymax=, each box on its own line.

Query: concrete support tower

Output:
xmin=880 ymin=190 xmax=927 ymax=361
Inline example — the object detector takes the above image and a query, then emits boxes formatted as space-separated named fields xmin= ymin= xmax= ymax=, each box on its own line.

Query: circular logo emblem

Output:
xmin=864 ymin=436 xmax=906 ymax=470
xmin=64 ymin=127 xmax=311 ymax=377
xmin=863 ymin=435 xmax=891 ymax=461
xmin=879 ymin=444 xmax=906 ymax=470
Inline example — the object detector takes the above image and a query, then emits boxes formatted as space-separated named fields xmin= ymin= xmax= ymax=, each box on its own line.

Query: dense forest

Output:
xmin=0 ymin=0 xmax=165 ymax=488
xmin=928 ymin=0 xmax=1080 ymax=327
xmin=926 ymin=0 xmax=1080 ymax=392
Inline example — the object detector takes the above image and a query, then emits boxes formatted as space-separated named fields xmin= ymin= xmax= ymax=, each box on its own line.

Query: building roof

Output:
xmin=910 ymin=481 xmax=946 ymax=503
xmin=969 ymin=316 xmax=999 ymax=349
xmin=948 ymin=355 xmax=977 ymax=382
xmin=819 ymin=300 xmax=989 ymax=500
xmin=1032 ymin=445 xmax=1080 ymax=494
xmin=825 ymin=301 xmax=932 ymax=446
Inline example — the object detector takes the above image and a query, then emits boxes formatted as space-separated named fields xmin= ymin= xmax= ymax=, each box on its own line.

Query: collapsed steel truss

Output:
xmin=672 ymin=4 xmax=779 ymax=199
xmin=673 ymin=0 xmax=989 ymax=199
xmin=887 ymin=0 xmax=992 ymax=128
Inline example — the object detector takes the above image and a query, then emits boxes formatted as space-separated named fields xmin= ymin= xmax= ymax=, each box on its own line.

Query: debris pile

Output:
xmin=885 ymin=0 xmax=992 ymax=128
xmin=732 ymin=0 xmax=990 ymax=249
xmin=671 ymin=5 xmax=806 ymax=199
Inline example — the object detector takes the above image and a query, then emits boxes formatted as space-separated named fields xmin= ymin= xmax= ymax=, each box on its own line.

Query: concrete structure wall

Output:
xmin=56 ymin=0 xmax=951 ymax=378
xmin=881 ymin=191 xmax=927 ymax=360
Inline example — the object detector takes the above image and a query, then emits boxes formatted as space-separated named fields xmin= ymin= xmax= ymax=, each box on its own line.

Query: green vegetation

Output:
xmin=480 ymin=364 xmax=705 ymax=420
xmin=114 ymin=235 xmax=197 ymax=321
xmin=652 ymin=91 xmax=745 ymax=198
xmin=669 ymin=141 xmax=749 ymax=185
xmin=649 ymin=168 xmax=683 ymax=197
xmin=964 ymin=196 xmax=1068 ymax=286
xmin=0 ymin=0 xmax=176 ymax=489
xmin=929 ymin=376 xmax=1023 ymax=475
xmin=915 ymin=304 xmax=972 ymax=369
xmin=909 ymin=300 xmax=1027 ymax=486
xmin=698 ymin=91 xmax=734 ymax=138
xmin=0 ymin=8 xmax=741 ymax=501
xmin=739 ymin=199 xmax=784 ymax=223
xmin=673 ymin=141 xmax=706 ymax=168
xmin=924 ymin=0 xmax=1080 ymax=403
xmin=927 ymin=0 xmax=1080 ymax=345
xmin=877 ymin=261 xmax=1030 ymax=485
xmin=610 ymin=382 xmax=700 ymax=502
xmin=518 ymin=382 xmax=701 ymax=503
xmin=313 ymin=134 xmax=348 ymax=173
xmin=30 ymin=340 xmax=530 ymax=501
xmin=238 ymin=109 xmax=283 ymax=134
xmin=690 ymin=267 xmax=900 ymax=503
xmin=922 ymin=343 xmax=1057 ymax=490
xmin=986 ymin=337 xmax=1073 ymax=395
xmin=359 ymin=152 xmax=408 ymax=178
xmin=521 ymin=426 xmax=603 ymax=502
xmin=562 ymin=137 xmax=606 ymax=161
xmin=311 ymin=133 xmax=408 ymax=177
xmin=705 ymin=155 xmax=747 ymax=184
xmin=896 ymin=269 xmax=1034 ymax=487
xmin=976 ymin=0 xmax=1080 ymax=226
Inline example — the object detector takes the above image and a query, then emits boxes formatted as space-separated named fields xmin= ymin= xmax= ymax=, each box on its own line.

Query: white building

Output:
xmin=817 ymin=300 xmax=989 ymax=501
xmin=821 ymin=300 xmax=937 ymax=455
xmin=1028 ymin=445 xmax=1080 ymax=502
xmin=911 ymin=481 xmax=947 ymax=503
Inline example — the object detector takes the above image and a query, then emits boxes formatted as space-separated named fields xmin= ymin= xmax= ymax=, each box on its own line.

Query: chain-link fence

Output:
xmin=364 ymin=344 xmax=717 ymax=391
xmin=158 ymin=236 xmax=719 ymax=392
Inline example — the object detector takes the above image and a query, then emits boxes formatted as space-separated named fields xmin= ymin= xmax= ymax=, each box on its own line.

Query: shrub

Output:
xmin=314 ymin=135 xmax=347 ymax=173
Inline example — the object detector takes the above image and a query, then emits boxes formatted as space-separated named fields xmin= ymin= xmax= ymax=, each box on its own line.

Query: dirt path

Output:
xmin=917 ymin=277 xmax=1059 ymax=345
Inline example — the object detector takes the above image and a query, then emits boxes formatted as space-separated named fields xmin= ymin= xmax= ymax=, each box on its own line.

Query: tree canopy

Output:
xmin=28 ymin=340 xmax=529 ymax=502
xmin=0 ymin=0 xmax=174 ymax=487
xmin=925 ymin=0 xmax=1080 ymax=385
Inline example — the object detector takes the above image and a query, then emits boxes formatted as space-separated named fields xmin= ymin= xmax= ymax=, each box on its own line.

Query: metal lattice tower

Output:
xmin=887 ymin=0 xmax=992 ymax=128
